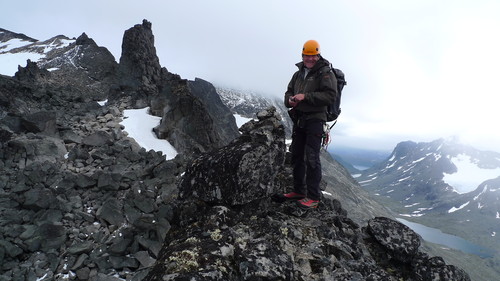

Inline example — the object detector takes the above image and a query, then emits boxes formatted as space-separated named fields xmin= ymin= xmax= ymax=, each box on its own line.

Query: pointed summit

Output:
xmin=119 ymin=19 xmax=162 ymax=90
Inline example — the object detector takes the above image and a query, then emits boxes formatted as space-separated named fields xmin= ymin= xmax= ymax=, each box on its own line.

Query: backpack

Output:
xmin=323 ymin=66 xmax=346 ymax=124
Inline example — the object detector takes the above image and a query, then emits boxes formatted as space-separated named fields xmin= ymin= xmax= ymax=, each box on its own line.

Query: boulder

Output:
xmin=179 ymin=107 xmax=285 ymax=206
xmin=82 ymin=131 xmax=114 ymax=146
xmin=21 ymin=111 xmax=57 ymax=135
xmin=367 ymin=216 xmax=421 ymax=263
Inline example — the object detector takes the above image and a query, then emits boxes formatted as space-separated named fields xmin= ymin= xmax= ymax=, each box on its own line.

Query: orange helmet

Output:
xmin=302 ymin=40 xmax=320 ymax=55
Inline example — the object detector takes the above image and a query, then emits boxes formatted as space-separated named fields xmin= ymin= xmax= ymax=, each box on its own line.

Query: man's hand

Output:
xmin=289 ymin=93 xmax=305 ymax=107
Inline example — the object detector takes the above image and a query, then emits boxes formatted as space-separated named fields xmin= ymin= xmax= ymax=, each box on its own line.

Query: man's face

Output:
xmin=302 ymin=55 xmax=319 ymax=69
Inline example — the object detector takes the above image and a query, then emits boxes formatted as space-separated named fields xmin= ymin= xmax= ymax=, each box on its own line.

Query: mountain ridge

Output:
xmin=0 ymin=22 xmax=475 ymax=280
xmin=357 ymin=138 xmax=500 ymax=279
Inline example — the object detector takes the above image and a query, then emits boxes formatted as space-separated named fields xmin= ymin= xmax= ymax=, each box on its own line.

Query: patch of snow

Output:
xmin=120 ymin=107 xmax=177 ymax=160
xmin=234 ymin=114 xmax=253 ymax=128
xmin=398 ymin=176 xmax=411 ymax=182
xmin=399 ymin=213 xmax=425 ymax=217
xmin=97 ymin=99 xmax=108 ymax=106
xmin=448 ymin=201 xmax=470 ymax=213
xmin=434 ymin=153 xmax=442 ymax=161
xmin=386 ymin=161 xmax=396 ymax=169
xmin=405 ymin=206 xmax=418 ymax=210
xmin=357 ymin=178 xmax=375 ymax=184
xmin=36 ymin=273 xmax=48 ymax=281
xmin=404 ymin=194 xmax=415 ymax=201
xmin=443 ymin=154 xmax=500 ymax=194
xmin=473 ymin=185 xmax=488 ymax=201
xmin=412 ymin=156 xmax=426 ymax=164
xmin=322 ymin=191 xmax=333 ymax=196
xmin=0 ymin=38 xmax=33 ymax=52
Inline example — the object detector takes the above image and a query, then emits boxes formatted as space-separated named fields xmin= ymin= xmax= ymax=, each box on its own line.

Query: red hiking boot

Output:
xmin=297 ymin=198 xmax=319 ymax=209
xmin=271 ymin=192 xmax=305 ymax=203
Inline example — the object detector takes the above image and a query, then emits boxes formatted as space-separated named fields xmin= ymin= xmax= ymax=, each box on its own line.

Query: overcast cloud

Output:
xmin=2 ymin=0 xmax=500 ymax=152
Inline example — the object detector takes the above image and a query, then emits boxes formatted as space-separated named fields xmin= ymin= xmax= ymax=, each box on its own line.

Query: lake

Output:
xmin=397 ymin=218 xmax=495 ymax=258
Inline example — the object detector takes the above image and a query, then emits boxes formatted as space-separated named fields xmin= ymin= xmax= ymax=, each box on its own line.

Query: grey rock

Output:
xmin=367 ymin=216 xmax=421 ymax=263
xmin=38 ymin=223 xmax=66 ymax=251
xmin=75 ymin=267 xmax=91 ymax=280
xmin=0 ymin=240 xmax=23 ymax=258
xmin=67 ymin=241 xmax=94 ymax=255
xmin=21 ymin=111 xmax=57 ymax=135
xmin=134 ymin=251 xmax=156 ymax=268
xmin=96 ymin=198 xmax=124 ymax=226
xmin=60 ymin=128 xmax=83 ymax=144
xmin=22 ymin=188 xmax=56 ymax=210
xmin=82 ymin=131 xmax=113 ymax=146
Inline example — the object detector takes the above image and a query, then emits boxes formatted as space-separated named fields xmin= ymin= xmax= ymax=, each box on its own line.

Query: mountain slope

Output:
xmin=357 ymin=138 xmax=500 ymax=279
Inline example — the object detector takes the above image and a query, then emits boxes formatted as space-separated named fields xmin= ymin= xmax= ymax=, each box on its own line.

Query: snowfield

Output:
xmin=0 ymin=36 xmax=74 ymax=76
xmin=443 ymin=154 xmax=500 ymax=194
xmin=120 ymin=107 xmax=178 ymax=160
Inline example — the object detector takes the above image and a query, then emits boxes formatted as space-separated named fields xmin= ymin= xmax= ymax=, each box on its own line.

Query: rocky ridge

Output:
xmin=0 ymin=21 xmax=471 ymax=280
xmin=0 ymin=20 xmax=237 ymax=280
xmin=144 ymin=108 xmax=470 ymax=281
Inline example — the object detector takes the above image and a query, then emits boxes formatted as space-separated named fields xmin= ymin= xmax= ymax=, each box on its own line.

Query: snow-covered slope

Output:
xmin=0 ymin=28 xmax=75 ymax=76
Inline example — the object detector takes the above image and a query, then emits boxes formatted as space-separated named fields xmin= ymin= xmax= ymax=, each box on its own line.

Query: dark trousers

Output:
xmin=291 ymin=119 xmax=323 ymax=201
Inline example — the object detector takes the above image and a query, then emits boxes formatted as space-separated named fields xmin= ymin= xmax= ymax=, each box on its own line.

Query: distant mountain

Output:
xmin=216 ymin=87 xmax=294 ymax=137
xmin=357 ymin=138 xmax=500 ymax=206
xmin=0 ymin=28 xmax=77 ymax=76
xmin=356 ymin=138 xmax=500 ymax=277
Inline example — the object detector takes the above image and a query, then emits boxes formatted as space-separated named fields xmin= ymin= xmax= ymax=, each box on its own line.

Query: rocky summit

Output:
xmin=143 ymin=109 xmax=470 ymax=281
xmin=0 ymin=20 xmax=470 ymax=280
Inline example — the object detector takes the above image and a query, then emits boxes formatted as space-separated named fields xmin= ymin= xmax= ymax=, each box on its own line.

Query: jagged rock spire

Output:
xmin=119 ymin=19 xmax=162 ymax=91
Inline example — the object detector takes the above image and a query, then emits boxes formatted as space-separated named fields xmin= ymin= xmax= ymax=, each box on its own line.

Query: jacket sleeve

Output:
xmin=304 ymin=71 xmax=337 ymax=107
xmin=284 ymin=71 xmax=299 ymax=108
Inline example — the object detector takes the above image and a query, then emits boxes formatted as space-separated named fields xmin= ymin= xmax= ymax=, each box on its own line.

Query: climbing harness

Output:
xmin=321 ymin=120 xmax=337 ymax=151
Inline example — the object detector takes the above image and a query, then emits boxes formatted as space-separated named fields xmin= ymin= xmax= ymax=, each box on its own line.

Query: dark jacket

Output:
xmin=284 ymin=57 xmax=337 ymax=121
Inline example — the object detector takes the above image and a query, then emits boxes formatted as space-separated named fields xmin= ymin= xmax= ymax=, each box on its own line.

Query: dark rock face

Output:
xmin=188 ymin=78 xmax=240 ymax=146
xmin=119 ymin=19 xmax=162 ymax=93
xmin=113 ymin=20 xmax=238 ymax=155
xmin=152 ymin=80 xmax=226 ymax=155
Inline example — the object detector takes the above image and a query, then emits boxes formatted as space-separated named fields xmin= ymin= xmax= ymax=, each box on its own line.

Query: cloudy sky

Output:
xmin=2 ymin=0 xmax=500 ymax=152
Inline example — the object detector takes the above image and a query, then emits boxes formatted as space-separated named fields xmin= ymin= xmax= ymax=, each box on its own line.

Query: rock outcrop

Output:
xmin=119 ymin=19 xmax=162 ymax=94
xmin=179 ymin=107 xmax=285 ymax=206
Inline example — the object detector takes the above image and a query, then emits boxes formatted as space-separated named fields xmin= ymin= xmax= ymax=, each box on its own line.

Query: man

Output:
xmin=275 ymin=39 xmax=337 ymax=209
